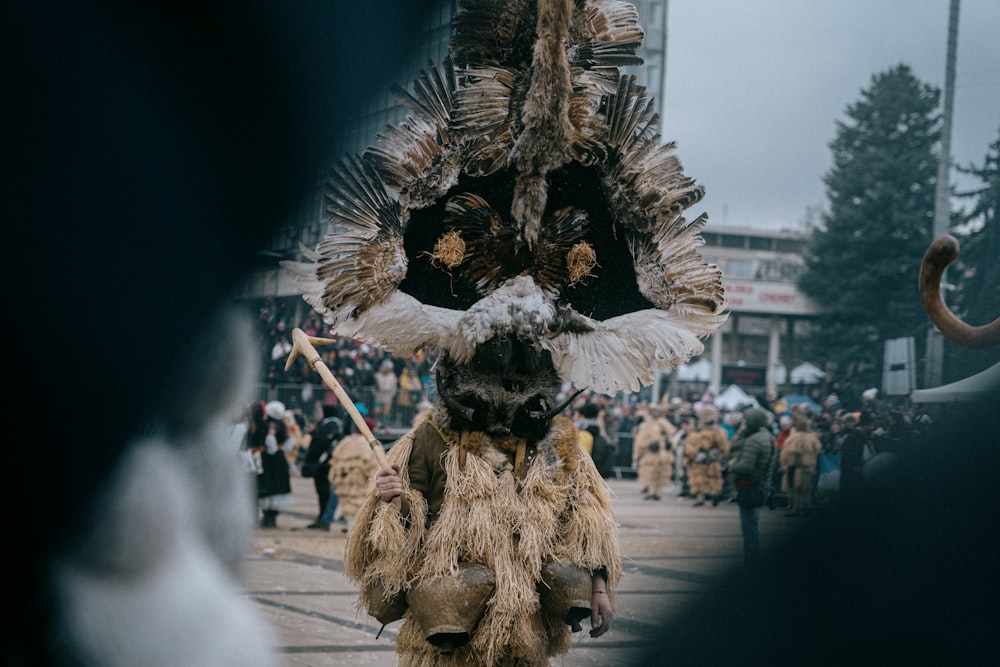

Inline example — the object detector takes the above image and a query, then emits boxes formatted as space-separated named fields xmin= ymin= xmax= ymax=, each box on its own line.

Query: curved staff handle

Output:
xmin=285 ymin=328 xmax=389 ymax=468
xmin=919 ymin=235 xmax=1000 ymax=350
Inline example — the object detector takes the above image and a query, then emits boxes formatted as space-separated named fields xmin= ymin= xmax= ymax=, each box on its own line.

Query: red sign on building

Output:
xmin=721 ymin=364 xmax=767 ymax=387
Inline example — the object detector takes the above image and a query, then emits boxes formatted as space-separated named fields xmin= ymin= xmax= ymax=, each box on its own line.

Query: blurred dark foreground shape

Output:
xmin=636 ymin=235 xmax=1000 ymax=665
xmin=6 ymin=2 xmax=428 ymax=664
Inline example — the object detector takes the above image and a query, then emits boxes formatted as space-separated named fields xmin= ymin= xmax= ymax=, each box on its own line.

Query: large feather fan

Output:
xmin=283 ymin=0 xmax=727 ymax=394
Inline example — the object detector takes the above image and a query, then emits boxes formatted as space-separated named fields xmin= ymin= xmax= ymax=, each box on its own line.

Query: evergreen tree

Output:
xmin=799 ymin=65 xmax=940 ymax=392
xmin=947 ymin=125 xmax=1000 ymax=381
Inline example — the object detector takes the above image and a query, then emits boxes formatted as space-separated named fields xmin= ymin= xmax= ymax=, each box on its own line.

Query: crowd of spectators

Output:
xmin=563 ymin=381 xmax=937 ymax=518
xmin=252 ymin=297 xmax=938 ymax=512
xmin=253 ymin=299 xmax=438 ymax=428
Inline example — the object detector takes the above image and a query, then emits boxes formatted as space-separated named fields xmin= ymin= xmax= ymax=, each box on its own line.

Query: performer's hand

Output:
xmin=589 ymin=586 xmax=613 ymax=638
xmin=375 ymin=465 xmax=404 ymax=502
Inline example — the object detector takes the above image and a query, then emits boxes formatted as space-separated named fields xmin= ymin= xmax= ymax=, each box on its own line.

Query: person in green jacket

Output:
xmin=728 ymin=408 xmax=777 ymax=565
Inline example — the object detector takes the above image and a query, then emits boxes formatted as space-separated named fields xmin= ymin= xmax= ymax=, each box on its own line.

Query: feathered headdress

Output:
xmin=284 ymin=0 xmax=727 ymax=395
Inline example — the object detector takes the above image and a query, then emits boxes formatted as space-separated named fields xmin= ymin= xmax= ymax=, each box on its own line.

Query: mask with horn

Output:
xmin=284 ymin=0 xmax=727 ymax=437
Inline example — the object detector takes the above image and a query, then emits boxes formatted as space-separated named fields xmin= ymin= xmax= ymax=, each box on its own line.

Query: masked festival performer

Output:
xmin=282 ymin=1 xmax=727 ymax=663
xmin=358 ymin=344 xmax=620 ymax=665
xmin=684 ymin=405 xmax=730 ymax=507
xmin=779 ymin=404 xmax=823 ymax=516
xmin=633 ymin=405 xmax=676 ymax=500
xmin=327 ymin=417 xmax=379 ymax=533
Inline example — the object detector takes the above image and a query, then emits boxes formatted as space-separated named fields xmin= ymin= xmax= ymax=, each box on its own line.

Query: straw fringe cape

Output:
xmin=345 ymin=408 xmax=622 ymax=666
xmin=684 ymin=428 xmax=730 ymax=497
xmin=328 ymin=433 xmax=379 ymax=519
xmin=634 ymin=416 xmax=675 ymax=493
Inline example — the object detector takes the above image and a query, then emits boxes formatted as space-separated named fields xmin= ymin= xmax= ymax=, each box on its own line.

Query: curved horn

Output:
xmin=919 ymin=235 xmax=1000 ymax=350
xmin=439 ymin=390 xmax=478 ymax=426
xmin=528 ymin=387 xmax=586 ymax=422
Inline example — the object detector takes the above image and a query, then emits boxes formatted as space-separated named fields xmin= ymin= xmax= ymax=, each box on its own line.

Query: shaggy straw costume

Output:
xmin=346 ymin=407 xmax=621 ymax=666
xmin=328 ymin=432 xmax=379 ymax=525
xmin=779 ymin=405 xmax=822 ymax=514
xmin=684 ymin=407 xmax=729 ymax=501
xmin=633 ymin=412 xmax=675 ymax=499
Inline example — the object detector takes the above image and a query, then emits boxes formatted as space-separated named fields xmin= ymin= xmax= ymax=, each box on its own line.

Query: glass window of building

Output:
xmin=724 ymin=259 xmax=754 ymax=278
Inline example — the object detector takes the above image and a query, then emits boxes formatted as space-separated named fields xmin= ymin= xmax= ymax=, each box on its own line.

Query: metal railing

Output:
xmin=253 ymin=383 xmax=428 ymax=430
xmin=256 ymin=382 xmax=639 ymax=477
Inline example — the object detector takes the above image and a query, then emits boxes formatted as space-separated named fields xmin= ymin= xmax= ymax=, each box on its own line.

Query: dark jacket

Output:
xmin=729 ymin=409 xmax=776 ymax=487
xmin=302 ymin=416 xmax=342 ymax=478
xmin=588 ymin=426 xmax=617 ymax=478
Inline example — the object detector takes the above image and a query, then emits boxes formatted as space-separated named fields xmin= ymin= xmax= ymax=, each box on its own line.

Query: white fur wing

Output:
xmin=332 ymin=290 xmax=465 ymax=357
xmin=544 ymin=308 xmax=728 ymax=394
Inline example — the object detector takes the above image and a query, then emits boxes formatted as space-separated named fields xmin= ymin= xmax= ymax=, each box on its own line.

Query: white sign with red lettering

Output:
xmin=722 ymin=279 xmax=821 ymax=316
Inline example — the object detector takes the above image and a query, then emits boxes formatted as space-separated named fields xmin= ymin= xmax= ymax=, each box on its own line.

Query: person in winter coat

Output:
xmin=779 ymin=404 xmax=823 ymax=517
xmin=683 ymin=405 xmax=729 ymax=506
xmin=633 ymin=406 xmax=675 ymax=500
xmin=587 ymin=424 xmax=617 ymax=479
xmin=728 ymin=408 xmax=777 ymax=564
xmin=838 ymin=411 xmax=872 ymax=502
xmin=373 ymin=359 xmax=399 ymax=425
xmin=671 ymin=415 xmax=696 ymax=496
xmin=303 ymin=405 xmax=343 ymax=529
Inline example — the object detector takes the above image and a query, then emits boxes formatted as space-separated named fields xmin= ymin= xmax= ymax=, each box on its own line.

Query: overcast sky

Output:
xmin=659 ymin=0 xmax=1000 ymax=231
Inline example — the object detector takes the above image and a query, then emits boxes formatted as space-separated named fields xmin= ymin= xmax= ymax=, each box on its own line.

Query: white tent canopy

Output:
xmin=910 ymin=362 xmax=1000 ymax=403
xmin=790 ymin=362 xmax=826 ymax=385
xmin=675 ymin=358 xmax=711 ymax=382
xmin=770 ymin=362 xmax=825 ymax=386
xmin=715 ymin=384 xmax=759 ymax=411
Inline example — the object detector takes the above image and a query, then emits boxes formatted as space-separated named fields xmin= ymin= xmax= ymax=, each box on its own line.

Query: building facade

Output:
xmin=695 ymin=226 xmax=823 ymax=399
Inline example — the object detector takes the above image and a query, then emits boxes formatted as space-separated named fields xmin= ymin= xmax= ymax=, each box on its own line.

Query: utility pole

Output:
xmin=924 ymin=0 xmax=960 ymax=389
xmin=652 ymin=0 xmax=671 ymax=403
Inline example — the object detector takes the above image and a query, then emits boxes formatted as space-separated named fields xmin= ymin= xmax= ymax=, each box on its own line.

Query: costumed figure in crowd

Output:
xmin=282 ymin=0 xmax=726 ymax=663
xmin=257 ymin=401 xmax=295 ymax=528
xmin=328 ymin=417 xmax=380 ymax=534
xmin=779 ymin=404 xmax=823 ymax=517
xmin=633 ymin=405 xmax=676 ymax=500
xmin=684 ymin=405 xmax=729 ymax=506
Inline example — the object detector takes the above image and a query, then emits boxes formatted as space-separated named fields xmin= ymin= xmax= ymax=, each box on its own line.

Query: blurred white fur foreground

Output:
xmin=48 ymin=310 xmax=279 ymax=667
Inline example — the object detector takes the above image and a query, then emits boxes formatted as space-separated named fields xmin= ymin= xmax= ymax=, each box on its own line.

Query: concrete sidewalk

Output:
xmin=242 ymin=474 xmax=797 ymax=666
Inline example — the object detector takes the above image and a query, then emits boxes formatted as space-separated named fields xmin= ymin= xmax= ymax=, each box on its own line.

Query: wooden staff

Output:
xmin=285 ymin=327 xmax=389 ymax=468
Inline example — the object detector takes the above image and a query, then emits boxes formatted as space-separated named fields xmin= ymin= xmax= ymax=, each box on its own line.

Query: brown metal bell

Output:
xmin=406 ymin=564 xmax=496 ymax=654
xmin=364 ymin=579 xmax=408 ymax=626
xmin=539 ymin=561 xmax=592 ymax=632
